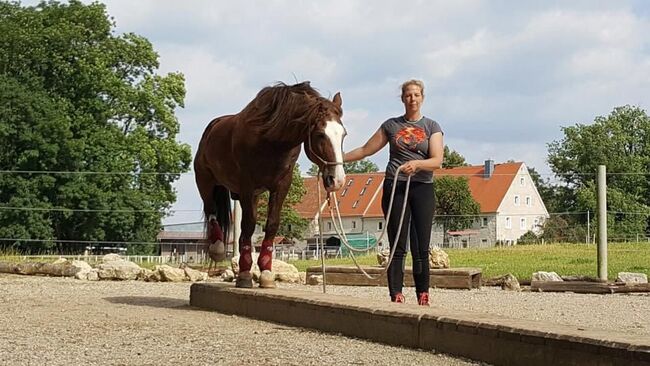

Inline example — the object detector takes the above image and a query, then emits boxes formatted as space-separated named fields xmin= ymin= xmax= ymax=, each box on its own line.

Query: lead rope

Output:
xmin=316 ymin=167 xmax=411 ymax=293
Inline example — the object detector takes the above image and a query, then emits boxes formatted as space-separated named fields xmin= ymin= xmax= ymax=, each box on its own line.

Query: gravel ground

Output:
xmin=0 ymin=274 xmax=481 ymax=366
xmin=1 ymin=274 xmax=648 ymax=366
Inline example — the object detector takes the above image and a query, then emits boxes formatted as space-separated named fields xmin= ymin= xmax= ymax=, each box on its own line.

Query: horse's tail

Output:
xmin=213 ymin=185 xmax=231 ymax=246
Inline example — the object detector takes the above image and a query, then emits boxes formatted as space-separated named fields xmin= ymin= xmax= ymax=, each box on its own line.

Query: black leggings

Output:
xmin=381 ymin=179 xmax=435 ymax=300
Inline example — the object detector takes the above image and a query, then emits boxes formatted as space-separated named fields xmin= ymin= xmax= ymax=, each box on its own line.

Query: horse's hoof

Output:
xmin=258 ymin=270 xmax=276 ymax=288
xmin=208 ymin=240 xmax=226 ymax=262
xmin=235 ymin=271 xmax=253 ymax=288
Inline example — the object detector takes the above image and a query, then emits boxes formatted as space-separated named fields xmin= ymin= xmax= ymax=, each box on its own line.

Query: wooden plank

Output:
xmin=306 ymin=265 xmax=482 ymax=289
xmin=531 ymin=281 xmax=616 ymax=294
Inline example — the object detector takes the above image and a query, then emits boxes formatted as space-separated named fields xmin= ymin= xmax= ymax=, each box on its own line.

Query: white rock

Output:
xmin=532 ymin=271 xmax=563 ymax=282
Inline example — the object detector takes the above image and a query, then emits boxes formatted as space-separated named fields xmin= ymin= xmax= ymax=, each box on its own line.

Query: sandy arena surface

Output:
xmin=1 ymin=273 xmax=649 ymax=365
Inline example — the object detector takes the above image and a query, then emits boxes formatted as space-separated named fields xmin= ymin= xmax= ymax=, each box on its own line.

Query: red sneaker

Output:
xmin=393 ymin=293 xmax=405 ymax=303
xmin=417 ymin=292 xmax=430 ymax=306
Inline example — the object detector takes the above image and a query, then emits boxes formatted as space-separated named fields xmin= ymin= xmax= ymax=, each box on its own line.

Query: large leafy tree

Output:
xmin=0 ymin=1 xmax=191 ymax=254
xmin=307 ymin=159 xmax=379 ymax=176
xmin=434 ymin=176 xmax=481 ymax=245
xmin=256 ymin=165 xmax=309 ymax=241
xmin=547 ymin=106 xmax=650 ymax=240
xmin=442 ymin=146 xmax=468 ymax=168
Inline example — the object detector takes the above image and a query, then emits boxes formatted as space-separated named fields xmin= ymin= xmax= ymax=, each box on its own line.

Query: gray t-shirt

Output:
xmin=381 ymin=116 xmax=443 ymax=183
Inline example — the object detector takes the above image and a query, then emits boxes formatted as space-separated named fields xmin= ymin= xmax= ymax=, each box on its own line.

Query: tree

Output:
xmin=434 ymin=176 xmax=481 ymax=245
xmin=307 ymin=159 xmax=379 ymax=176
xmin=0 ymin=1 xmax=191 ymax=254
xmin=547 ymin=105 xmax=650 ymax=240
xmin=256 ymin=165 xmax=309 ymax=241
xmin=442 ymin=146 xmax=468 ymax=168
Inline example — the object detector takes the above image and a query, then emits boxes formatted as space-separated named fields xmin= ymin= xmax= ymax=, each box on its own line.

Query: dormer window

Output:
xmin=360 ymin=187 xmax=366 ymax=196
xmin=366 ymin=178 xmax=373 ymax=185
xmin=352 ymin=200 xmax=359 ymax=208
xmin=346 ymin=179 xmax=353 ymax=187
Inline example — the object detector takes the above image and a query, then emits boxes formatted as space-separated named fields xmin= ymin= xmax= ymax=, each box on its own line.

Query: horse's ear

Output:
xmin=332 ymin=92 xmax=342 ymax=107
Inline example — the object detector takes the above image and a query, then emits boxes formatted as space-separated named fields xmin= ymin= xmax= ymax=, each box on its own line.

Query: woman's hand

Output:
xmin=399 ymin=161 xmax=420 ymax=175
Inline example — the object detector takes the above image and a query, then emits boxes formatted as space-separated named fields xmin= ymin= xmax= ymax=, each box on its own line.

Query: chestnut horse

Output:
xmin=194 ymin=82 xmax=346 ymax=288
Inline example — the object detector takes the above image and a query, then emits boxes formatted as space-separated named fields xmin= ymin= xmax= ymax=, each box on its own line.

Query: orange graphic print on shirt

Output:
xmin=395 ymin=126 xmax=427 ymax=152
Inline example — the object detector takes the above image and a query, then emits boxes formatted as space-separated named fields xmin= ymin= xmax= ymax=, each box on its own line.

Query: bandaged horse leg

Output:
xmin=235 ymin=238 xmax=253 ymax=288
xmin=258 ymin=239 xmax=275 ymax=288
xmin=207 ymin=215 xmax=225 ymax=262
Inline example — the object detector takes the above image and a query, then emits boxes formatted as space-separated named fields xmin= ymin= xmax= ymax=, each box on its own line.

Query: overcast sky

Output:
xmin=28 ymin=1 xmax=650 ymax=224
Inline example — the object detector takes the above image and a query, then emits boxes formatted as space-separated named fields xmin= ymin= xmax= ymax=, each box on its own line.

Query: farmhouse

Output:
xmin=294 ymin=160 xmax=549 ymax=248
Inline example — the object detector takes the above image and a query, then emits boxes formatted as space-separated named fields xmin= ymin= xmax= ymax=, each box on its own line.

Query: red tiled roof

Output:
xmin=295 ymin=162 xmax=523 ymax=219
xmin=436 ymin=162 xmax=522 ymax=213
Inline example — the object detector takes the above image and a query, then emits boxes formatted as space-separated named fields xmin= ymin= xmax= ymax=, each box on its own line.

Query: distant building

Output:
xmin=294 ymin=161 xmax=549 ymax=248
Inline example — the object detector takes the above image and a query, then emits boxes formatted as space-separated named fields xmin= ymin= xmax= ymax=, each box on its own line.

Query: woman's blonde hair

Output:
xmin=401 ymin=79 xmax=425 ymax=98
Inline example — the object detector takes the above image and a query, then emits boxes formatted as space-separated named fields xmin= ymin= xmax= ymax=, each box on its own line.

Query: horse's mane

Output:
xmin=240 ymin=81 xmax=341 ymax=141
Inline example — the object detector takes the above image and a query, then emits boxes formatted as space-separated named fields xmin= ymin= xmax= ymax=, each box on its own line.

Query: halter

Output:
xmin=306 ymin=124 xmax=344 ymax=167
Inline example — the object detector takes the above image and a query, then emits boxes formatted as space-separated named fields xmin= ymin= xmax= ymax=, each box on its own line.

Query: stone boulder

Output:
xmin=0 ymin=261 xmax=17 ymax=274
xmin=184 ymin=267 xmax=208 ymax=282
xmin=429 ymin=246 xmax=450 ymax=269
xmin=532 ymin=271 xmax=563 ymax=282
xmin=307 ymin=274 xmax=323 ymax=285
xmin=376 ymin=248 xmax=390 ymax=267
xmin=616 ymin=272 xmax=648 ymax=284
xmin=156 ymin=265 xmax=187 ymax=282
xmin=97 ymin=259 xmax=143 ymax=280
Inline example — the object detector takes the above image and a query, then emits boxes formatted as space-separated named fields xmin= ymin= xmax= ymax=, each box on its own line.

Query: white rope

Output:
xmin=316 ymin=166 xmax=412 ymax=284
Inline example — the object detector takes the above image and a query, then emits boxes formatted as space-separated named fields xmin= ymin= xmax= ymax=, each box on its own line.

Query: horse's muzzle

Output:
xmin=323 ymin=169 xmax=345 ymax=192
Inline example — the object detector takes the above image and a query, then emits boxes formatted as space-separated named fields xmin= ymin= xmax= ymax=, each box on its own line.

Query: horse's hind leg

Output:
xmin=195 ymin=172 xmax=225 ymax=264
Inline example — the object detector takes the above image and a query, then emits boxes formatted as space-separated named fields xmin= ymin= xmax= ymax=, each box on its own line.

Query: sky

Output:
xmin=26 ymin=1 xmax=650 ymax=224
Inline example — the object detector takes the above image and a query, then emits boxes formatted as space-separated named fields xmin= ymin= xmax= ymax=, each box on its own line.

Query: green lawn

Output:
xmin=2 ymin=243 xmax=648 ymax=281
xmin=288 ymin=243 xmax=650 ymax=281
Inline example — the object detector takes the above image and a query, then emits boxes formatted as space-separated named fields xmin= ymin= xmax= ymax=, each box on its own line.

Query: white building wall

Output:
xmin=495 ymin=163 xmax=549 ymax=244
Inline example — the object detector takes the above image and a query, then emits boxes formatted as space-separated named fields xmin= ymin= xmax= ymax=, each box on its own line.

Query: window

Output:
xmin=352 ymin=221 xmax=357 ymax=229
xmin=482 ymin=217 xmax=488 ymax=227
xmin=352 ymin=200 xmax=359 ymax=208
xmin=341 ymin=188 xmax=347 ymax=197
xmin=505 ymin=217 xmax=511 ymax=229
xmin=526 ymin=196 xmax=531 ymax=206
xmin=520 ymin=218 xmax=526 ymax=230
xmin=366 ymin=178 xmax=373 ymax=185
xmin=514 ymin=195 xmax=520 ymax=206
xmin=346 ymin=179 xmax=353 ymax=187
xmin=378 ymin=221 xmax=383 ymax=230
xmin=360 ymin=187 xmax=366 ymax=196
xmin=327 ymin=222 xmax=332 ymax=231
xmin=520 ymin=177 xmax=525 ymax=186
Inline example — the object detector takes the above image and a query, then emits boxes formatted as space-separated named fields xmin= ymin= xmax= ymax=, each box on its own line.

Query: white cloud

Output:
xmin=21 ymin=0 xmax=650 ymax=224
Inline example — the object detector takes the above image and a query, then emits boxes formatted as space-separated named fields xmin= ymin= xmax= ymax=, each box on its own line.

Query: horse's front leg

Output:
xmin=257 ymin=183 xmax=291 ymax=288
xmin=235 ymin=191 xmax=258 ymax=288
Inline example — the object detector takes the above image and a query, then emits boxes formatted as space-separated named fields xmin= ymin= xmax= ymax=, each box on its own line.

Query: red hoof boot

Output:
xmin=417 ymin=292 xmax=430 ymax=306
xmin=392 ymin=293 xmax=405 ymax=303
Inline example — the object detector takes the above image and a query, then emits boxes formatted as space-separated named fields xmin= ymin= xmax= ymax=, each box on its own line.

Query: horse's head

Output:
xmin=305 ymin=92 xmax=346 ymax=192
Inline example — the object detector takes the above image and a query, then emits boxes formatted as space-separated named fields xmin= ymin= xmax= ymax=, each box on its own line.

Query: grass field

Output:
xmin=2 ymin=243 xmax=648 ymax=281
xmin=288 ymin=243 xmax=650 ymax=281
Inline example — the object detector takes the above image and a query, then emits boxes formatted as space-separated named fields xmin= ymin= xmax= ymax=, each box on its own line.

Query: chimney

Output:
xmin=484 ymin=159 xmax=494 ymax=179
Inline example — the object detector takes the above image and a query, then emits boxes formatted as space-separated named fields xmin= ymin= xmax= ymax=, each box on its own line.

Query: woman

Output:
xmin=343 ymin=79 xmax=444 ymax=305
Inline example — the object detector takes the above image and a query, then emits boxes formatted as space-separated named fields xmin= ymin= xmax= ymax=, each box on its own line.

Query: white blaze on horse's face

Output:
xmin=323 ymin=120 xmax=346 ymax=191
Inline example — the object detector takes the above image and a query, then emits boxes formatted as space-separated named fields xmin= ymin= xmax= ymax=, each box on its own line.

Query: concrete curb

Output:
xmin=190 ymin=283 xmax=650 ymax=366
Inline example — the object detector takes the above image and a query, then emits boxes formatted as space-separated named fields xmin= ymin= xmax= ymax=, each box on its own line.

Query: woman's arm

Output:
xmin=343 ymin=127 xmax=388 ymax=162
xmin=400 ymin=132 xmax=444 ymax=175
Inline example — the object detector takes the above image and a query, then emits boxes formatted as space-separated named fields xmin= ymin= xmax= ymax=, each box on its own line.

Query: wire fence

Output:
xmin=0 ymin=169 xmax=648 ymax=255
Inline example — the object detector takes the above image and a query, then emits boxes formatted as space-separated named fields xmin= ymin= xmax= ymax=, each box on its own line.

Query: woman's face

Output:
xmin=401 ymin=84 xmax=424 ymax=113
